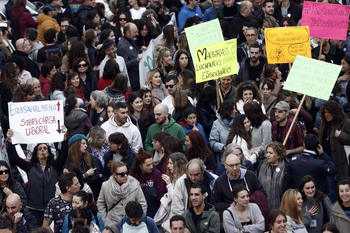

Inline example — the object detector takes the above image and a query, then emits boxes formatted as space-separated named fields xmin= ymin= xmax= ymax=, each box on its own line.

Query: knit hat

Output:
xmin=69 ymin=134 xmax=88 ymax=147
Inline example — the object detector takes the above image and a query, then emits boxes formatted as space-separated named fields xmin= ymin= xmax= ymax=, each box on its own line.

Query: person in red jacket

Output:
xmin=12 ymin=0 xmax=37 ymax=37
xmin=38 ymin=61 xmax=57 ymax=98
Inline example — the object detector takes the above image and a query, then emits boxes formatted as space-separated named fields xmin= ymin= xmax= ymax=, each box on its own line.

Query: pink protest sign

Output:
xmin=301 ymin=2 xmax=350 ymax=41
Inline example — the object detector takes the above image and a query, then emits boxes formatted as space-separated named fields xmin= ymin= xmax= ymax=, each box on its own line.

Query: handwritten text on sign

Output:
xmin=265 ymin=26 xmax=311 ymax=64
xmin=284 ymin=55 xmax=341 ymax=100
xmin=301 ymin=2 xmax=350 ymax=40
xmin=9 ymin=100 xmax=64 ymax=144
xmin=194 ymin=39 xmax=237 ymax=83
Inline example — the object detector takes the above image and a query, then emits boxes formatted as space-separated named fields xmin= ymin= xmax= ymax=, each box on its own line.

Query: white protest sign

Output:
xmin=9 ymin=100 xmax=64 ymax=144
xmin=139 ymin=40 xmax=155 ymax=86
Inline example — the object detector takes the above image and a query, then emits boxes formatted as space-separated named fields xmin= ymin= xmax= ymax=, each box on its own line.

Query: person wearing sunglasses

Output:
xmin=112 ymin=11 xmax=132 ymax=40
xmin=0 ymin=161 xmax=27 ymax=212
xmin=97 ymin=161 xmax=146 ymax=227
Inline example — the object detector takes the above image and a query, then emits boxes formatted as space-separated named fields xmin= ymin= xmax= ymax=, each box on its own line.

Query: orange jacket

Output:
xmin=37 ymin=13 xmax=60 ymax=45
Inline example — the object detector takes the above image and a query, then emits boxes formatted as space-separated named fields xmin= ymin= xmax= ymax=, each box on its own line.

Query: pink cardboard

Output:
xmin=301 ymin=2 xmax=350 ymax=41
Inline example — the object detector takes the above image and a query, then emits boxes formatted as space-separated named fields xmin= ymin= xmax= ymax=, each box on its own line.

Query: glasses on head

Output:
xmin=165 ymin=84 xmax=174 ymax=89
xmin=141 ymin=87 xmax=151 ymax=91
xmin=243 ymin=83 xmax=252 ymax=87
xmin=225 ymin=163 xmax=241 ymax=168
xmin=0 ymin=170 xmax=9 ymax=175
xmin=77 ymin=63 xmax=88 ymax=68
xmin=115 ymin=171 xmax=129 ymax=177
xmin=22 ymin=37 xmax=27 ymax=47
xmin=119 ymin=18 xmax=127 ymax=21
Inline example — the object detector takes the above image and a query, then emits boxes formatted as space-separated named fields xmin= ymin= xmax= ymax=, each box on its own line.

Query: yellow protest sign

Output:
xmin=265 ymin=26 xmax=312 ymax=64
xmin=194 ymin=39 xmax=237 ymax=83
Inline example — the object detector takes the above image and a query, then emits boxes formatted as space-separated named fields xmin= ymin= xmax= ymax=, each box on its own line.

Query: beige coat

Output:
xmin=97 ymin=175 xmax=147 ymax=227
xmin=330 ymin=201 xmax=350 ymax=233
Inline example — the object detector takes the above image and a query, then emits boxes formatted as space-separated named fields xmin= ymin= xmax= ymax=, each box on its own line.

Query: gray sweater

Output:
xmin=251 ymin=120 xmax=272 ymax=149
xmin=303 ymin=197 xmax=332 ymax=233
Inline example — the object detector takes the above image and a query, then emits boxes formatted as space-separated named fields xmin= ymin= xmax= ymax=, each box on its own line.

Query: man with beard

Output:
xmin=237 ymin=43 xmax=266 ymax=86
xmin=262 ymin=0 xmax=274 ymax=19
xmin=181 ymin=183 xmax=220 ymax=233
xmin=219 ymin=75 xmax=236 ymax=103
xmin=0 ymin=21 xmax=14 ymax=61
xmin=101 ymin=102 xmax=143 ymax=154
xmin=144 ymin=104 xmax=186 ymax=152
xmin=237 ymin=27 xmax=261 ymax=66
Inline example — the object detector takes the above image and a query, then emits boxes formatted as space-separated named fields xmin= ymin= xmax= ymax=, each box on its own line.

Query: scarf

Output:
xmin=111 ymin=178 xmax=130 ymax=199
xmin=222 ymin=118 xmax=234 ymax=128
xmin=259 ymin=159 xmax=286 ymax=210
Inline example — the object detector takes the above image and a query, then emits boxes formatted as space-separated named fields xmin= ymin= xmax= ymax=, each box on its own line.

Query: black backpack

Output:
xmin=10 ymin=11 xmax=26 ymax=46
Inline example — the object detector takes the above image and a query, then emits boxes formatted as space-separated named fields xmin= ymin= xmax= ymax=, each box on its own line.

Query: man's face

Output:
xmin=114 ymin=107 xmax=128 ymax=125
xmin=127 ymin=216 xmax=142 ymax=226
xmin=49 ymin=9 xmax=58 ymax=17
xmin=220 ymin=76 xmax=231 ymax=89
xmin=60 ymin=20 xmax=70 ymax=34
xmin=170 ymin=220 xmax=185 ymax=233
xmin=245 ymin=2 xmax=254 ymax=15
xmin=263 ymin=2 xmax=274 ymax=16
xmin=245 ymin=29 xmax=257 ymax=45
xmin=223 ymin=0 xmax=234 ymax=7
xmin=317 ymin=38 xmax=327 ymax=47
xmin=190 ymin=0 xmax=200 ymax=8
xmin=52 ymin=0 xmax=63 ymax=7
xmin=274 ymin=109 xmax=288 ymax=123
xmin=190 ymin=188 xmax=205 ymax=208
xmin=67 ymin=176 xmax=81 ymax=195
xmin=86 ymin=0 xmax=96 ymax=7
xmin=154 ymin=107 xmax=167 ymax=125
xmin=22 ymin=40 xmax=31 ymax=54
xmin=212 ymin=0 xmax=222 ymax=9
xmin=127 ymin=24 xmax=139 ymax=40
xmin=105 ymin=45 xmax=117 ymax=59
xmin=165 ymin=80 xmax=177 ymax=95
xmin=6 ymin=199 xmax=21 ymax=218
xmin=249 ymin=47 xmax=260 ymax=62
xmin=187 ymin=163 xmax=203 ymax=183
xmin=224 ymin=154 xmax=241 ymax=179
xmin=253 ymin=0 xmax=261 ymax=9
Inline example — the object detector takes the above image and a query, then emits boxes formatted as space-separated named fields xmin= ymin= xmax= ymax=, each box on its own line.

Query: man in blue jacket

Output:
xmin=115 ymin=201 xmax=159 ymax=233
xmin=178 ymin=0 xmax=202 ymax=31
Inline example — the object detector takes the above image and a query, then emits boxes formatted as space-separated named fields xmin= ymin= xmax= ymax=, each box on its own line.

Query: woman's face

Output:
xmin=69 ymin=75 xmax=80 ymax=88
xmin=234 ymin=190 xmax=249 ymax=207
xmin=243 ymin=117 xmax=250 ymax=132
xmin=341 ymin=59 xmax=350 ymax=72
xmin=26 ymin=93 xmax=34 ymax=101
xmin=77 ymin=61 xmax=88 ymax=74
xmin=140 ymin=158 xmax=153 ymax=174
xmin=131 ymin=97 xmax=143 ymax=112
xmin=262 ymin=84 xmax=273 ymax=99
xmin=272 ymin=215 xmax=287 ymax=233
xmin=108 ymin=31 xmax=116 ymax=41
xmin=324 ymin=109 xmax=334 ymax=122
xmin=167 ymin=158 xmax=174 ymax=173
xmin=297 ymin=192 xmax=303 ymax=211
xmin=80 ymin=139 xmax=88 ymax=153
xmin=0 ymin=166 xmax=9 ymax=183
xmin=232 ymin=148 xmax=243 ymax=161
xmin=242 ymin=90 xmax=253 ymax=102
xmin=185 ymin=135 xmax=192 ymax=150
xmin=265 ymin=147 xmax=279 ymax=166
xmin=36 ymin=143 xmax=49 ymax=161
xmin=143 ymin=92 xmax=152 ymax=105
xmin=185 ymin=113 xmax=197 ymax=126
xmin=72 ymin=195 xmax=87 ymax=209
xmin=152 ymin=138 xmax=162 ymax=151
xmin=339 ymin=184 xmax=350 ymax=204
xmin=303 ymin=181 xmax=316 ymax=200
xmin=162 ymin=51 xmax=172 ymax=66
xmin=97 ymin=135 xmax=106 ymax=147
xmin=107 ymin=106 xmax=114 ymax=119
xmin=93 ymin=32 xmax=99 ymax=44
xmin=179 ymin=54 xmax=188 ymax=69
xmin=108 ymin=141 xmax=121 ymax=152
xmin=114 ymin=166 xmax=128 ymax=184
xmin=151 ymin=72 xmax=162 ymax=88
xmin=33 ymin=83 xmax=41 ymax=96
xmin=282 ymin=21 xmax=289 ymax=27
xmin=173 ymin=27 xmax=178 ymax=39
xmin=140 ymin=25 xmax=148 ymax=37
xmin=178 ymin=75 xmax=184 ymax=87
xmin=119 ymin=14 xmax=127 ymax=27
xmin=47 ymin=67 xmax=57 ymax=79
xmin=89 ymin=96 xmax=97 ymax=109
xmin=282 ymin=96 xmax=292 ymax=106
xmin=229 ymin=106 xmax=237 ymax=119
xmin=93 ymin=14 xmax=100 ymax=24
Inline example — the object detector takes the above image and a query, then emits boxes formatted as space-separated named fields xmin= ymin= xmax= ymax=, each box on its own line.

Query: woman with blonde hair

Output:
xmin=144 ymin=69 xmax=169 ymax=107
xmin=155 ymin=47 xmax=174 ymax=83
xmin=97 ymin=161 xmax=147 ymax=226
xmin=280 ymin=189 xmax=307 ymax=233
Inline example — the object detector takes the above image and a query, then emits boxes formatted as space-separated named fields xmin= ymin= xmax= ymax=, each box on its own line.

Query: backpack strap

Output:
xmin=108 ymin=198 xmax=122 ymax=212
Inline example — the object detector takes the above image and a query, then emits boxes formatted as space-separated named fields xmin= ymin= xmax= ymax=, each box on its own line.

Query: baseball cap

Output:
xmin=272 ymin=101 xmax=290 ymax=111
xmin=42 ymin=4 xmax=59 ymax=14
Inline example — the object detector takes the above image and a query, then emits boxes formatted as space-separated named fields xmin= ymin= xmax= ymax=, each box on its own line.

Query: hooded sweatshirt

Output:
xmin=101 ymin=115 xmax=143 ymax=154
xmin=37 ymin=13 xmax=60 ymax=45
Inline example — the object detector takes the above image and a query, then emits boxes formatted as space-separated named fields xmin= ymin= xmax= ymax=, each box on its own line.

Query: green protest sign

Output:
xmin=284 ymin=55 xmax=342 ymax=100
xmin=185 ymin=19 xmax=224 ymax=66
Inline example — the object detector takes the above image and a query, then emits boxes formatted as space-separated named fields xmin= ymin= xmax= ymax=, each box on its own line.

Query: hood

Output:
xmin=64 ymin=109 xmax=88 ymax=128
xmin=178 ymin=121 xmax=192 ymax=127
xmin=162 ymin=118 xmax=176 ymax=129
xmin=188 ymin=202 xmax=216 ymax=217
xmin=239 ymin=166 xmax=247 ymax=179
xmin=121 ymin=211 xmax=147 ymax=225
xmin=216 ymin=115 xmax=231 ymax=130
xmin=108 ymin=115 xmax=132 ymax=128
xmin=37 ymin=13 xmax=53 ymax=24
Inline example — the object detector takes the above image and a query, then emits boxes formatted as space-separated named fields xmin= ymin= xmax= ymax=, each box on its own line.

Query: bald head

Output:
xmin=187 ymin=159 xmax=204 ymax=183
xmin=155 ymin=104 xmax=168 ymax=114
xmin=16 ymin=38 xmax=31 ymax=54
xmin=124 ymin=23 xmax=138 ymax=40
xmin=16 ymin=39 xmax=25 ymax=51
xmin=154 ymin=104 xmax=169 ymax=125
xmin=6 ymin=194 xmax=22 ymax=217
xmin=240 ymin=1 xmax=253 ymax=16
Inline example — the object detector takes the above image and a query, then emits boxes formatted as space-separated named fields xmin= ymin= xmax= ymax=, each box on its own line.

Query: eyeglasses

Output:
xmin=77 ymin=64 xmax=88 ymax=68
xmin=22 ymin=37 xmax=27 ymax=47
xmin=141 ymin=87 xmax=150 ymax=91
xmin=0 ymin=170 xmax=9 ymax=175
xmin=119 ymin=18 xmax=127 ymax=21
xmin=115 ymin=171 xmax=129 ymax=177
xmin=225 ymin=163 xmax=241 ymax=168
xmin=165 ymin=84 xmax=175 ymax=89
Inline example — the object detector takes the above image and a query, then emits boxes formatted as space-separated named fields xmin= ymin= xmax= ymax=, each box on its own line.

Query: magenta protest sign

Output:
xmin=301 ymin=2 xmax=350 ymax=40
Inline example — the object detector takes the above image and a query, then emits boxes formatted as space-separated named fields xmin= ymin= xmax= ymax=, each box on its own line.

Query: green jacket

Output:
xmin=182 ymin=203 xmax=220 ymax=233
xmin=145 ymin=118 xmax=187 ymax=152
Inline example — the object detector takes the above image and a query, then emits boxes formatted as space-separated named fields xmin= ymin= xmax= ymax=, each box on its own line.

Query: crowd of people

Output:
xmin=0 ymin=0 xmax=349 ymax=232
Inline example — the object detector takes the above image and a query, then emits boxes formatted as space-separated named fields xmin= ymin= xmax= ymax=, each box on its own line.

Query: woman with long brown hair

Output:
xmin=260 ymin=63 xmax=283 ymax=97
xmin=172 ymin=91 xmax=193 ymax=123
xmin=82 ymin=29 xmax=99 ymax=67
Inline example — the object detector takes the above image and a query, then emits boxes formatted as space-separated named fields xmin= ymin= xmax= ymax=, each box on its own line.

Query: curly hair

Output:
xmin=113 ymin=11 xmax=132 ymax=38
xmin=264 ymin=141 xmax=286 ymax=162
xmin=0 ymin=63 xmax=18 ymax=94
xmin=69 ymin=42 xmax=89 ymax=68
xmin=82 ymin=29 xmax=97 ymax=47
xmin=31 ymin=143 xmax=55 ymax=165
xmin=218 ymin=100 xmax=237 ymax=121
xmin=135 ymin=18 xmax=158 ymax=48
xmin=13 ymin=84 xmax=34 ymax=102
xmin=130 ymin=148 xmax=153 ymax=179
xmin=167 ymin=152 xmax=188 ymax=183
xmin=321 ymin=100 xmax=348 ymax=125
xmin=244 ymin=101 xmax=268 ymax=128
xmin=226 ymin=114 xmax=252 ymax=149
xmin=235 ymin=81 xmax=262 ymax=103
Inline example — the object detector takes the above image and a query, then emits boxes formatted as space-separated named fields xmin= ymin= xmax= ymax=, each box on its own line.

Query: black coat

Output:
xmin=15 ymin=208 xmax=38 ymax=233
xmin=130 ymin=112 xmax=156 ymax=147
xmin=197 ymin=105 xmax=217 ymax=138
xmin=273 ymin=2 xmax=302 ymax=25
xmin=102 ymin=149 xmax=136 ymax=181
xmin=80 ymin=71 xmax=98 ymax=101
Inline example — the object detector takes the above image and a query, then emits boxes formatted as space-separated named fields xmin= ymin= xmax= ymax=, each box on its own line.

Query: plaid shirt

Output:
xmin=271 ymin=120 xmax=304 ymax=151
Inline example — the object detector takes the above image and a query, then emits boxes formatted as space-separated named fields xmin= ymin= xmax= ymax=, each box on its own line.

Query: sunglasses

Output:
xmin=77 ymin=64 xmax=88 ymax=68
xmin=141 ymin=87 xmax=151 ymax=91
xmin=119 ymin=18 xmax=127 ymax=21
xmin=0 ymin=170 xmax=9 ymax=175
xmin=115 ymin=171 xmax=129 ymax=177
xmin=165 ymin=84 xmax=174 ymax=89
